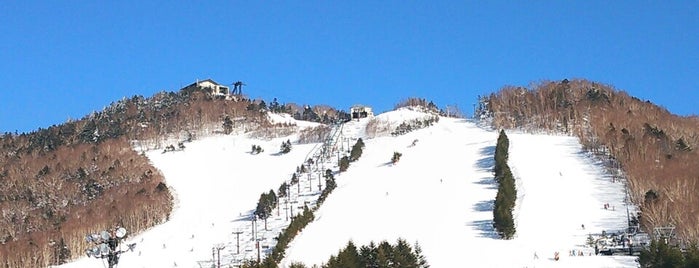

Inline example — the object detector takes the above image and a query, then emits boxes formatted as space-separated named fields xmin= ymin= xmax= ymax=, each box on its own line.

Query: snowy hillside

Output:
xmin=60 ymin=125 xmax=323 ymax=267
xmin=60 ymin=108 xmax=639 ymax=268
xmin=282 ymin=116 xmax=638 ymax=267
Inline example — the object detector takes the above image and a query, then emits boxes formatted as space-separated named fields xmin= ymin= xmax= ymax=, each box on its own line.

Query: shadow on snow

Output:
xmin=473 ymin=200 xmax=494 ymax=212
xmin=468 ymin=219 xmax=499 ymax=239
xmin=475 ymin=145 xmax=495 ymax=172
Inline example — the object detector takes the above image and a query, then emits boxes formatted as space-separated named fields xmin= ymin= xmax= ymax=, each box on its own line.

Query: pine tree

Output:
xmin=339 ymin=156 xmax=350 ymax=172
xmin=639 ymin=239 xmax=685 ymax=267
xmin=350 ymin=138 xmax=365 ymax=162
xmin=359 ymin=242 xmax=378 ymax=268
xmin=278 ymin=182 xmax=288 ymax=198
xmin=393 ymin=238 xmax=418 ymax=268
xmin=291 ymin=173 xmax=299 ymax=184
xmin=335 ymin=241 xmax=361 ymax=268
xmin=376 ymin=241 xmax=394 ymax=267
xmin=414 ymin=242 xmax=429 ymax=268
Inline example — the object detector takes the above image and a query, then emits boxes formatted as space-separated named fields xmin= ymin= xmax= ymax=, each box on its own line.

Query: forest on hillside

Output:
xmin=0 ymin=85 xmax=348 ymax=267
xmin=481 ymin=79 xmax=699 ymax=243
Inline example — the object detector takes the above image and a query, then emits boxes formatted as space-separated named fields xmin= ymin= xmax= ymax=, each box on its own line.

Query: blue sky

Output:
xmin=1 ymin=1 xmax=697 ymax=133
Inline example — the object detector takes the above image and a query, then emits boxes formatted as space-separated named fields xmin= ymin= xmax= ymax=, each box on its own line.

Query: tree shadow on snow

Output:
xmin=468 ymin=219 xmax=500 ymax=239
xmin=474 ymin=177 xmax=497 ymax=190
xmin=232 ymin=210 xmax=256 ymax=222
xmin=376 ymin=162 xmax=394 ymax=168
xmin=473 ymin=200 xmax=494 ymax=212
xmin=475 ymin=145 xmax=495 ymax=172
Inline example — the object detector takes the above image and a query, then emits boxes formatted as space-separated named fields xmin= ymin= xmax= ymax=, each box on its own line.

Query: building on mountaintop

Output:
xmin=180 ymin=79 xmax=234 ymax=100
xmin=350 ymin=105 xmax=373 ymax=119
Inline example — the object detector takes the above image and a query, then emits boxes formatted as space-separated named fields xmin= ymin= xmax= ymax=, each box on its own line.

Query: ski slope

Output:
xmin=281 ymin=116 xmax=638 ymax=267
xmin=59 ymin=108 xmax=639 ymax=267
xmin=60 ymin=131 xmax=321 ymax=268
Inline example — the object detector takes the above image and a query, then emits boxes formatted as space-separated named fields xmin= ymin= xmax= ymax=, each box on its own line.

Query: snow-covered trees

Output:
xmin=493 ymin=130 xmax=516 ymax=239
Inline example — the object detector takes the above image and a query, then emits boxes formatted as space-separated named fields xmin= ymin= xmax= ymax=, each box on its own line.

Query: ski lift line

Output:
xmin=206 ymin=123 xmax=347 ymax=265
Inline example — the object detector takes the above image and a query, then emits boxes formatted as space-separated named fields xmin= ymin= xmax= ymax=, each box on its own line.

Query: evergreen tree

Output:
xmin=335 ymin=241 xmax=361 ymax=268
xmin=269 ymin=98 xmax=280 ymax=113
xmin=359 ymin=242 xmax=378 ymax=268
xmin=376 ymin=241 xmax=394 ymax=267
xmin=350 ymin=138 xmax=365 ymax=161
xmin=685 ymin=244 xmax=699 ymax=268
xmin=291 ymin=173 xmax=299 ymax=184
xmin=414 ymin=242 xmax=429 ymax=268
xmin=223 ymin=116 xmax=233 ymax=134
xmin=339 ymin=156 xmax=350 ymax=172
xmin=280 ymin=140 xmax=292 ymax=154
xmin=254 ymin=190 xmax=278 ymax=230
xmin=278 ymin=182 xmax=289 ymax=198
xmin=391 ymin=152 xmax=402 ymax=164
xmin=639 ymin=239 xmax=685 ymax=268
xmin=393 ymin=238 xmax=418 ymax=268
xmin=492 ymin=130 xmax=516 ymax=239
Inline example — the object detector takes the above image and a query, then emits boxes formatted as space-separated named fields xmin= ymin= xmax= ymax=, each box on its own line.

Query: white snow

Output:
xmin=60 ymin=109 xmax=639 ymax=268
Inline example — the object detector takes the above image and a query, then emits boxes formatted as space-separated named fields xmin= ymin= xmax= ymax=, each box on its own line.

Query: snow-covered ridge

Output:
xmin=364 ymin=107 xmax=439 ymax=138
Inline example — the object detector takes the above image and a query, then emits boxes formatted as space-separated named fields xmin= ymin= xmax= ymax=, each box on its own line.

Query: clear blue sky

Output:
xmin=1 ymin=1 xmax=697 ymax=133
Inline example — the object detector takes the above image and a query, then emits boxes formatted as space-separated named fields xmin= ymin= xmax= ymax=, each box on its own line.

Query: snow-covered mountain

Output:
xmin=60 ymin=107 xmax=639 ymax=267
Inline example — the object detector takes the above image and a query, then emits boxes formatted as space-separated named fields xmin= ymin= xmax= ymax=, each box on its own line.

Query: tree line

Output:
xmin=244 ymin=239 xmax=429 ymax=268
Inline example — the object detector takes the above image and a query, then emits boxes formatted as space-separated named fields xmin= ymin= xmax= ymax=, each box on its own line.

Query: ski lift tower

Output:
xmin=84 ymin=227 xmax=136 ymax=268
xmin=654 ymin=225 xmax=676 ymax=244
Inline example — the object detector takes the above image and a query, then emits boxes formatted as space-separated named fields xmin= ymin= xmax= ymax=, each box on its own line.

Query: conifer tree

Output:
xmin=280 ymin=140 xmax=292 ymax=154
xmin=391 ymin=152 xmax=402 ymax=164
xmin=223 ymin=116 xmax=234 ymax=134
xmin=639 ymin=239 xmax=685 ymax=267
xmin=492 ymin=130 xmax=516 ymax=239
xmin=339 ymin=156 xmax=350 ymax=172
xmin=350 ymin=138 xmax=365 ymax=162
